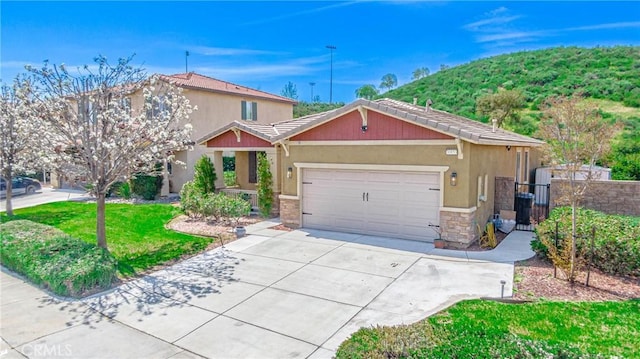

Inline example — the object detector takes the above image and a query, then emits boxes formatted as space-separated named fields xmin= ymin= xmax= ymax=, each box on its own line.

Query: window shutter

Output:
xmin=248 ymin=151 xmax=257 ymax=183
xmin=252 ymin=102 xmax=258 ymax=121
xmin=241 ymin=100 xmax=247 ymax=120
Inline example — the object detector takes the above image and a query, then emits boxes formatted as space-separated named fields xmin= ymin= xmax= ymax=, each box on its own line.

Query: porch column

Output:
xmin=213 ymin=151 xmax=225 ymax=190
xmin=266 ymin=150 xmax=279 ymax=192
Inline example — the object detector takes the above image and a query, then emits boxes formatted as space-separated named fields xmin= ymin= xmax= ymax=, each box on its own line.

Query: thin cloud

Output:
xmin=476 ymin=21 xmax=640 ymax=45
xmin=189 ymin=54 xmax=332 ymax=81
xmin=191 ymin=46 xmax=285 ymax=56
xmin=463 ymin=15 xmax=521 ymax=31
xmin=477 ymin=31 xmax=545 ymax=44
xmin=241 ymin=1 xmax=360 ymax=26
xmin=192 ymin=64 xmax=314 ymax=81
xmin=566 ymin=21 xmax=640 ymax=32
xmin=1 ymin=60 xmax=33 ymax=70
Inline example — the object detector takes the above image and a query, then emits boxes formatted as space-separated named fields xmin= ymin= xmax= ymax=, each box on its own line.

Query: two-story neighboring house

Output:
xmin=158 ymin=73 xmax=296 ymax=192
xmin=51 ymin=72 xmax=295 ymax=193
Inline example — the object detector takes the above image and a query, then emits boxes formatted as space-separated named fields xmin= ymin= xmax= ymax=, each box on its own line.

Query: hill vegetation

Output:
xmin=293 ymin=101 xmax=344 ymax=118
xmin=384 ymin=46 xmax=640 ymax=180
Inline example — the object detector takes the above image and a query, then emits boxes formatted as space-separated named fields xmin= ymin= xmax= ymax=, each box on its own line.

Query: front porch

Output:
xmin=220 ymin=188 xmax=259 ymax=212
xmin=208 ymin=148 xmax=282 ymax=216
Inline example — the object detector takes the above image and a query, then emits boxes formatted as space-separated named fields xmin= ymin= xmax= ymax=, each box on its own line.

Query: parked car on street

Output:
xmin=0 ymin=177 xmax=42 ymax=198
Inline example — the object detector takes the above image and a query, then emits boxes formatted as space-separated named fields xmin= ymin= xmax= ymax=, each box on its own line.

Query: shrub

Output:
xmin=534 ymin=207 xmax=640 ymax=276
xmin=0 ymin=220 xmax=118 ymax=297
xmin=179 ymin=182 xmax=250 ymax=225
xmin=223 ymin=171 xmax=237 ymax=187
xmin=118 ymin=182 xmax=132 ymax=199
xmin=223 ymin=195 xmax=251 ymax=226
xmin=180 ymin=181 xmax=204 ymax=218
xmin=107 ymin=181 xmax=124 ymax=198
xmin=256 ymin=152 xmax=273 ymax=217
xmin=131 ymin=173 xmax=162 ymax=200
xmin=193 ymin=155 xmax=217 ymax=194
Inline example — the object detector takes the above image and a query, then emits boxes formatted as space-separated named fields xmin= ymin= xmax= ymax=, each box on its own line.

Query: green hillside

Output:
xmin=384 ymin=46 xmax=640 ymax=180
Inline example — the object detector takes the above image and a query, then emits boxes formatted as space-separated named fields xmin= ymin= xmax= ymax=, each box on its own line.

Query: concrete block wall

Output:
xmin=550 ymin=179 xmax=640 ymax=216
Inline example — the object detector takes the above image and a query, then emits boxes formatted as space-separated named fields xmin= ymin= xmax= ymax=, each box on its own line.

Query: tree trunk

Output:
xmin=570 ymin=201 xmax=577 ymax=283
xmin=5 ymin=177 xmax=13 ymax=216
xmin=96 ymin=192 xmax=107 ymax=249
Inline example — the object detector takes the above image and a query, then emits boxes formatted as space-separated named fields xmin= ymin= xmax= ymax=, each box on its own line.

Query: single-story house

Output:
xmin=197 ymin=98 xmax=544 ymax=247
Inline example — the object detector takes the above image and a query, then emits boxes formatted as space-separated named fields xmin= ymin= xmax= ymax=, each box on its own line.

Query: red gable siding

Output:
xmin=206 ymin=130 xmax=272 ymax=148
xmin=290 ymin=110 xmax=453 ymax=141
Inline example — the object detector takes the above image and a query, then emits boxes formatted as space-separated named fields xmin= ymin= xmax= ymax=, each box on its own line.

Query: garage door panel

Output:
xmin=302 ymin=169 xmax=440 ymax=241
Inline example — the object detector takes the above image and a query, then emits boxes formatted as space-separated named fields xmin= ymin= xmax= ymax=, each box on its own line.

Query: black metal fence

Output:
xmin=514 ymin=182 xmax=550 ymax=231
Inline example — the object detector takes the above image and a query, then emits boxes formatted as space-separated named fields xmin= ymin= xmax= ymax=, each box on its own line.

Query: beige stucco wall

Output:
xmin=129 ymin=84 xmax=293 ymax=192
xmin=280 ymin=142 xmax=536 ymax=246
xmin=467 ymin=144 xmax=516 ymax=233
xmin=281 ymin=144 xmax=468 ymax=205
xmin=234 ymin=151 xmax=256 ymax=190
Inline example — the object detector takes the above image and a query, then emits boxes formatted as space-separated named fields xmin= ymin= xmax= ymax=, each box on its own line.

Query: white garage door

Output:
xmin=302 ymin=169 xmax=440 ymax=241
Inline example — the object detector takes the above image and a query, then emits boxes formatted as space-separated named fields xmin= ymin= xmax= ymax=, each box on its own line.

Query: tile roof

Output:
xmin=197 ymin=98 xmax=544 ymax=147
xmin=368 ymin=98 xmax=544 ymax=146
xmin=159 ymin=72 xmax=297 ymax=104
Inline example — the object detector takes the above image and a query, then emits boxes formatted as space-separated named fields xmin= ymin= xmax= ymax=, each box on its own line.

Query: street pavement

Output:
xmin=0 ymin=220 xmax=535 ymax=359
xmin=0 ymin=187 xmax=91 ymax=213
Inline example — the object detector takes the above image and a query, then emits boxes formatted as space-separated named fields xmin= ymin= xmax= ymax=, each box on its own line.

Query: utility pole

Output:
xmin=326 ymin=45 xmax=336 ymax=103
xmin=185 ymin=51 xmax=190 ymax=73
xmin=309 ymin=82 xmax=316 ymax=102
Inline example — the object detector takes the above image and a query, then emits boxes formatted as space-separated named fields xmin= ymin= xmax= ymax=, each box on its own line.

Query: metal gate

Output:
xmin=514 ymin=182 xmax=550 ymax=231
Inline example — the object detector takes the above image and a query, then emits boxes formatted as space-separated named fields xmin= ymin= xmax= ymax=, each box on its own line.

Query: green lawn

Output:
xmin=337 ymin=299 xmax=640 ymax=358
xmin=0 ymin=202 xmax=213 ymax=276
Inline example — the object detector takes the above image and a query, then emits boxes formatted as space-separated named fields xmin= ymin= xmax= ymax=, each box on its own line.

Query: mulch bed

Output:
xmin=464 ymin=230 xmax=509 ymax=251
xmin=513 ymin=255 xmax=640 ymax=301
xmin=269 ymin=224 xmax=294 ymax=232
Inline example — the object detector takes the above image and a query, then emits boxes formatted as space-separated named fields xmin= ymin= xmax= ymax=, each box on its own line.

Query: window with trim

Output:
xmin=515 ymin=148 xmax=530 ymax=183
xmin=147 ymin=94 xmax=170 ymax=119
xmin=515 ymin=149 xmax=522 ymax=183
xmin=248 ymin=151 xmax=258 ymax=183
xmin=121 ymin=98 xmax=132 ymax=115
xmin=78 ymin=97 xmax=96 ymax=123
xmin=241 ymin=100 xmax=258 ymax=121
xmin=523 ymin=149 xmax=530 ymax=183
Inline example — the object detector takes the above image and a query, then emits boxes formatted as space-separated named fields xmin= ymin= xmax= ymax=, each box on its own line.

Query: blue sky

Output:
xmin=1 ymin=1 xmax=639 ymax=103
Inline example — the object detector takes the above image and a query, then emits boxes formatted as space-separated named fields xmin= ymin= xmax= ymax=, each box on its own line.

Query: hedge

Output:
xmin=533 ymin=207 xmax=640 ymax=276
xmin=0 ymin=220 xmax=118 ymax=297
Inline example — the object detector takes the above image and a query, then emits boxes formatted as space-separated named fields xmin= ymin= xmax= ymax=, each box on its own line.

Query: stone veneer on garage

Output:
xmin=439 ymin=209 xmax=478 ymax=248
xmin=280 ymin=197 xmax=300 ymax=228
xmin=279 ymin=198 xmax=479 ymax=248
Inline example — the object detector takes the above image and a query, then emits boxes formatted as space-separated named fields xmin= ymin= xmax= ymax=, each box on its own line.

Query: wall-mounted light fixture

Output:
xmin=361 ymin=125 xmax=368 ymax=132
xmin=450 ymin=172 xmax=457 ymax=186
xmin=287 ymin=167 xmax=293 ymax=179
xmin=506 ymin=145 xmax=511 ymax=151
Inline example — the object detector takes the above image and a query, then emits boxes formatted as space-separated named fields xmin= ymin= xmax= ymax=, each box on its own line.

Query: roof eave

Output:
xmin=178 ymin=84 xmax=297 ymax=104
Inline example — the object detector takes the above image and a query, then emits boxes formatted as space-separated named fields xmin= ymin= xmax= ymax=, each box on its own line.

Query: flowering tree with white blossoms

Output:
xmin=0 ymin=75 xmax=46 ymax=216
xmin=28 ymin=56 xmax=195 ymax=249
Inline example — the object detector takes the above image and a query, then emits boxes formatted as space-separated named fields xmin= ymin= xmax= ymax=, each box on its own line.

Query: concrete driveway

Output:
xmin=0 ymin=187 xmax=90 ymax=212
xmin=0 ymin=222 xmax=534 ymax=359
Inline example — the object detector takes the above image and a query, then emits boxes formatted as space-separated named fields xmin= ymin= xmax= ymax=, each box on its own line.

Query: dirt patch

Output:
xmin=269 ymin=224 xmax=294 ymax=232
xmin=513 ymin=256 xmax=640 ymax=301
xmin=464 ymin=230 xmax=509 ymax=252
